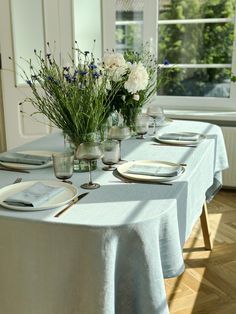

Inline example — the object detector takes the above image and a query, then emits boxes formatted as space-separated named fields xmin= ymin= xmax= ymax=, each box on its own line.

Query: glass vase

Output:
xmin=64 ymin=133 xmax=97 ymax=172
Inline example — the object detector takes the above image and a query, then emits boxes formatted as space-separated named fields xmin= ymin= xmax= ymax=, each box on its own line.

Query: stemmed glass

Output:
xmin=135 ymin=113 xmax=149 ymax=139
xmin=108 ymin=126 xmax=130 ymax=163
xmin=146 ymin=104 xmax=165 ymax=135
xmin=76 ymin=142 xmax=102 ymax=189
xmin=52 ymin=152 xmax=74 ymax=184
xmin=101 ymin=140 xmax=120 ymax=171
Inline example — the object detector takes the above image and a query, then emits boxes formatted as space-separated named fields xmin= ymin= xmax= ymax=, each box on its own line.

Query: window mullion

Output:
xmin=158 ymin=17 xmax=234 ymax=25
xmin=102 ymin=0 xmax=116 ymax=50
xmin=143 ymin=0 xmax=158 ymax=54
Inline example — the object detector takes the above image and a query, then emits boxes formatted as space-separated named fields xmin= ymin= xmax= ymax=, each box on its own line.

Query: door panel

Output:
xmin=0 ymin=0 xmax=73 ymax=150
xmin=0 ymin=0 xmax=102 ymax=150
xmin=0 ymin=0 xmax=51 ymax=149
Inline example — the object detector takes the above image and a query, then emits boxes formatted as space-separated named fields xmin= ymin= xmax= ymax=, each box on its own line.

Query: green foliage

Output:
xmin=17 ymin=45 xmax=120 ymax=146
xmin=158 ymin=0 xmax=235 ymax=96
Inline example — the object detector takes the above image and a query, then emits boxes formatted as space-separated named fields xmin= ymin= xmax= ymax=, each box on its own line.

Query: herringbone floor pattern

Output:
xmin=165 ymin=189 xmax=236 ymax=314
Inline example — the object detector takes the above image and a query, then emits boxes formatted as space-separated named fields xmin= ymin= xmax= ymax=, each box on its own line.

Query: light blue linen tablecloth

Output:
xmin=0 ymin=120 xmax=228 ymax=314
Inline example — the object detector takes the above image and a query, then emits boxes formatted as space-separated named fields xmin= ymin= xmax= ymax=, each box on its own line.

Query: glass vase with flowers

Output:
xmin=17 ymin=42 xmax=121 ymax=171
xmin=102 ymin=47 xmax=165 ymax=133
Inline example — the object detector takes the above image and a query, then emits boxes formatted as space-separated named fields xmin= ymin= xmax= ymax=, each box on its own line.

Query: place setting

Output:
xmin=113 ymin=160 xmax=185 ymax=185
xmin=0 ymin=150 xmax=86 ymax=213
xmin=0 ymin=179 xmax=79 ymax=212
xmin=153 ymin=132 xmax=206 ymax=147
xmin=0 ymin=150 xmax=54 ymax=171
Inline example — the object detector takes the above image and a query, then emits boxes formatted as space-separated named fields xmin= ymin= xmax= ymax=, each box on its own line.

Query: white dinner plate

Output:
xmin=117 ymin=160 xmax=185 ymax=183
xmin=0 ymin=150 xmax=54 ymax=170
xmin=155 ymin=132 xmax=206 ymax=146
xmin=0 ymin=180 xmax=78 ymax=211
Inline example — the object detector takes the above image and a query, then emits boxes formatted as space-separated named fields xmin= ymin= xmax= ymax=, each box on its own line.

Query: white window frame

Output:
xmin=102 ymin=0 xmax=236 ymax=112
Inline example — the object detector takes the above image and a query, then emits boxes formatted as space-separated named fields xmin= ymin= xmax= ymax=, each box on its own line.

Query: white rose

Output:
xmin=124 ymin=62 xmax=149 ymax=94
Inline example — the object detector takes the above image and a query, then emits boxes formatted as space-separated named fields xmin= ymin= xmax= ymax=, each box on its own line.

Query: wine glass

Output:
xmin=146 ymin=104 xmax=165 ymax=135
xmin=135 ymin=113 xmax=149 ymax=139
xmin=108 ymin=126 xmax=130 ymax=163
xmin=76 ymin=142 xmax=102 ymax=189
xmin=101 ymin=140 xmax=119 ymax=171
xmin=52 ymin=152 xmax=74 ymax=184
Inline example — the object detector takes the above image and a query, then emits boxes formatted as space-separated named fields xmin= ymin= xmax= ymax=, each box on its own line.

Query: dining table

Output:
xmin=0 ymin=119 xmax=228 ymax=314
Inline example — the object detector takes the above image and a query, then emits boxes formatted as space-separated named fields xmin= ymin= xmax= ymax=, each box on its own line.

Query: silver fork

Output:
xmin=13 ymin=177 xmax=22 ymax=184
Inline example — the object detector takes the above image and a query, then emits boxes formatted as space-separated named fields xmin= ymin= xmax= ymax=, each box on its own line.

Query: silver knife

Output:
xmin=0 ymin=165 xmax=30 ymax=173
xmin=54 ymin=192 xmax=89 ymax=218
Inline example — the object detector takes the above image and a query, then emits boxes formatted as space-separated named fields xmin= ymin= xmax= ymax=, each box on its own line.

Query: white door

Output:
xmin=0 ymin=0 xmax=73 ymax=150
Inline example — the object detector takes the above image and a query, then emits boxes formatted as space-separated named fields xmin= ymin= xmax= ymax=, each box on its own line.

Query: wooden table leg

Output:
xmin=200 ymin=202 xmax=213 ymax=250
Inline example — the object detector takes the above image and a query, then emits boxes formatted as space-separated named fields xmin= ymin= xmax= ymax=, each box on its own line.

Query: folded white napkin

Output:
xmin=4 ymin=182 xmax=65 ymax=207
xmin=158 ymin=133 xmax=200 ymax=141
xmin=0 ymin=152 xmax=51 ymax=165
xmin=127 ymin=164 xmax=182 ymax=177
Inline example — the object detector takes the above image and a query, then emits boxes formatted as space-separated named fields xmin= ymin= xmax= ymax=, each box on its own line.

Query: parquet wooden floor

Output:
xmin=165 ymin=189 xmax=236 ymax=314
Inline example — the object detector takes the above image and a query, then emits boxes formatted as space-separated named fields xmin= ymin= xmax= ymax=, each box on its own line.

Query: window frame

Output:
xmin=102 ymin=0 xmax=236 ymax=112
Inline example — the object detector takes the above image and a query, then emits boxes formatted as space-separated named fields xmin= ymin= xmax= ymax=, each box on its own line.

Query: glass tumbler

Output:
xmin=52 ymin=152 xmax=74 ymax=183
xmin=135 ymin=113 xmax=149 ymax=139
xmin=147 ymin=104 xmax=165 ymax=135
xmin=101 ymin=139 xmax=120 ymax=171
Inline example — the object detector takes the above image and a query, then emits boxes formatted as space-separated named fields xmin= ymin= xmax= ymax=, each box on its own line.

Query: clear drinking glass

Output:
xmin=101 ymin=140 xmax=120 ymax=171
xmin=76 ymin=142 xmax=102 ymax=189
xmin=146 ymin=104 xmax=165 ymax=135
xmin=108 ymin=126 xmax=130 ymax=163
xmin=52 ymin=152 xmax=74 ymax=183
xmin=135 ymin=113 xmax=149 ymax=139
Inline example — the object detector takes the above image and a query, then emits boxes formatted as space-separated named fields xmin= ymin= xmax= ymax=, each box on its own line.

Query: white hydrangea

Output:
xmin=103 ymin=52 xmax=127 ymax=81
xmin=124 ymin=62 xmax=149 ymax=94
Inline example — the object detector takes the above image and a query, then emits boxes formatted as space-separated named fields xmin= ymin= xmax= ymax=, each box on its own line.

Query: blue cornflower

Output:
xmin=163 ymin=59 xmax=170 ymax=65
xmin=63 ymin=66 xmax=70 ymax=72
xmin=26 ymin=80 xmax=32 ymax=87
xmin=80 ymin=71 xmax=87 ymax=75
xmin=89 ymin=64 xmax=97 ymax=69
xmin=93 ymin=72 xmax=100 ymax=78
xmin=47 ymin=75 xmax=53 ymax=81
xmin=64 ymin=73 xmax=72 ymax=82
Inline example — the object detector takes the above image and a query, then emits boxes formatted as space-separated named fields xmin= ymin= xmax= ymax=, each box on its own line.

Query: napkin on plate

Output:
xmin=158 ymin=133 xmax=200 ymax=141
xmin=0 ymin=152 xmax=51 ymax=165
xmin=4 ymin=182 xmax=65 ymax=207
xmin=126 ymin=164 xmax=182 ymax=177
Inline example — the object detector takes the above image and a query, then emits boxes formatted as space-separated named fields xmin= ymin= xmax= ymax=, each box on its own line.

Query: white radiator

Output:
xmin=221 ymin=126 xmax=236 ymax=188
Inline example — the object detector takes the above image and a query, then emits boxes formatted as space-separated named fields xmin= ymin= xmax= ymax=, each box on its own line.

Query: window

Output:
xmin=102 ymin=0 xmax=236 ymax=111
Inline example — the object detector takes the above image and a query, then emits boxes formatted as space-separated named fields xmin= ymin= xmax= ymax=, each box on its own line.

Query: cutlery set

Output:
xmin=54 ymin=192 xmax=89 ymax=217
xmin=151 ymin=143 xmax=197 ymax=148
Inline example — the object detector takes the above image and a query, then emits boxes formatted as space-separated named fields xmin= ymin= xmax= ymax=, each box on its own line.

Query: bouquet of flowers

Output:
xmin=102 ymin=49 xmax=163 ymax=129
xmin=18 ymin=43 xmax=119 ymax=147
